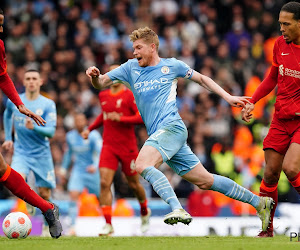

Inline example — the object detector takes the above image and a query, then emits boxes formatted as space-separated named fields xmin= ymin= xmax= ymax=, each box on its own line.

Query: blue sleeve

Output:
xmin=33 ymin=126 xmax=56 ymax=138
xmin=106 ymin=61 xmax=131 ymax=83
xmin=174 ymin=59 xmax=194 ymax=79
xmin=91 ymin=131 xmax=102 ymax=167
xmin=61 ymin=134 xmax=72 ymax=170
xmin=3 ymin=100 xmax=14 ymax=141
xmin=44 ymin=100 xmax=57 ymax=128
xmin=33 ymin=100 xmax=57 ymax=138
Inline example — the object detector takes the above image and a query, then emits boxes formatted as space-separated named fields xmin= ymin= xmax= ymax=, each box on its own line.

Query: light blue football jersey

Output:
xmin=106 ymin=58 xmax=193 ymax=135
xmin=4 ymin=93 xmax=57 ymax=157
xmin=62 ymin=130 xmax=102 ymax=172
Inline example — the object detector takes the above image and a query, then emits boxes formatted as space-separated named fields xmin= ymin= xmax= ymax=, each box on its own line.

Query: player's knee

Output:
xmin=197 ymin=181 xmax=212 ymax=190
xmin=135 ymin=162 xmax=146 ymax=175
xmin=128 ymin=181 xmax=139 ymax=191
xmin=283 ymin=164 xmax=299 ymax=179
xmin=264 ymin=168 xmax=281 ymax=184
xmin=100 ymin=180 xmax=111 ymax=190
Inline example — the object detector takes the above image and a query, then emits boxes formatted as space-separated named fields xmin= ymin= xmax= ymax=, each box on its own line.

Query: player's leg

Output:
xmin=180 ymin=151 xmax=274 ymax=231
xmin=68 ymin=190 xmax=81 ymax=236
xmin=256 ymin=117 xmax=289 ymax=237
xmin=98 ymin=167 xmax=115 ymax=236
xmin=120 ymin=153 xmax=150 ymax=220
xmin=97 ymin=146 xmax=119 ymax=236
xmin=66 ymin=170 xmax=85 ymax=236
xmin=125 ymin=173 xmax=151 ymax=233
xmin=38 ymin=187 xmax=52 ymax=237
xmin=33 ymin=157 xmax=61 ymax=238
xmin=256 ymin=149 xmax=283 ymax=237
xmin=10 ymin=156 xmax=36 ymax=215
xmin=136 ymin=124 xmax=192 ymax=225
xmin=284 ymin=142 xmax=300 ymax=194
xmin=136 ymin=145 xmax=183 ymax=211
xmin=0 ymin=153 xmax=62 ymax=238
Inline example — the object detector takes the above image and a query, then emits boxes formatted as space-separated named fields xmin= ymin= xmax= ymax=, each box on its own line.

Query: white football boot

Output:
xmin=256 ymin=196 xmax=275 ymax=231
xmin=164 ymin=208 xmax=192 ymax=225
xmin=98 ymin=223 xmax=114 ymax=236
xmin=141 ymin=208 xmax=151 ymax=233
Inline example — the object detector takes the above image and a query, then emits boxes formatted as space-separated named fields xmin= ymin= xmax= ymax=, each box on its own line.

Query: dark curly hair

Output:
xmin=281 ymin=1 xmax=300 ymax=20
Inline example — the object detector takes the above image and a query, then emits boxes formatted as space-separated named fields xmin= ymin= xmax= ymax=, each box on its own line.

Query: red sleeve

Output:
xmin=250 ymin=65 xmax=278 ymax=104
xmin=0 ymin=73 xmax=23 ymax=106
xmin=88 ymin=113 xmax=103 ymax=131
xmin=120 ymin=111 xmax=144 ymax=124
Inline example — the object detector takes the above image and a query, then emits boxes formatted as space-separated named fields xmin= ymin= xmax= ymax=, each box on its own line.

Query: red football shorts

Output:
xmin=99 ymin=145 xmax=138 ymax=176
xmin=263 ymin=114 xmax=300 ymax=155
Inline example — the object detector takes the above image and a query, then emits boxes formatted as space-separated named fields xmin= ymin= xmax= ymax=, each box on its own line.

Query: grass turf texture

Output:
xmin=0 ymin=236 xmax=298 ymax=250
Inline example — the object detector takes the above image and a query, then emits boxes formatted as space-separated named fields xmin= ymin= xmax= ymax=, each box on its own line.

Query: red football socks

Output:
xmin=260 ymin=179 xmax=278 ymax=232
xmin=0 ymin=165 xmax=53 ymax=213
xmin=101 ymin=205 xmax=112 ymax=225
xmin=139 ymin=199 xmax=148 ymax=216
xmin=288 ymin=171 xmax=300 ymax=194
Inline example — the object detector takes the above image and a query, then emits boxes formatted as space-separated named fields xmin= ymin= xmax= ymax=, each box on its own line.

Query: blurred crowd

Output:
xmin=0 ymin=0 xmax=299 ymax=214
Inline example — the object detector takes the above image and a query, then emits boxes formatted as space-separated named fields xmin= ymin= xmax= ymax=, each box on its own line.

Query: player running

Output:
xmin=0 ymin=8 xmax=62 ymax=238
xmin=3 ymin=69 xmax=58 ymax=236
xmin=60 ymin=113 xmax=102 ymax=236
xmin=85 ymin=27 xmax=274 ymax=232
xmin=242 ymin=1 xmax=300 ymax=237
xmin=82 ymin=65 xmax=151 ymax=235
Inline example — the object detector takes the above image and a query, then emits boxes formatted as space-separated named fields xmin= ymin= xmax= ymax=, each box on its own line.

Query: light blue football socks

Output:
xmin=141 ymin=166 xmax=182 ymax=210
xmin=210 ymin=174 xmax=260 ymax=208
xmin=69 ymin=200 xmax=78 ymax=227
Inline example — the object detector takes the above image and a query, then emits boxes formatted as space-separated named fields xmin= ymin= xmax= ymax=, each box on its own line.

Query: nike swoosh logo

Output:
xmin=281 ymin=52 xmax=289 ymax=56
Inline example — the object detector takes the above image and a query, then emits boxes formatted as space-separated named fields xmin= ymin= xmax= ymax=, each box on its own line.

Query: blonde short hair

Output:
xmin=129 ymin=27 xmax=159 ymax=51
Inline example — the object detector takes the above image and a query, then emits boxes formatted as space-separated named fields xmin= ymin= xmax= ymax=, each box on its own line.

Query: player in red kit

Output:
xmin=0 ymin=9 xmax=62 ymax=238
xmin=81 ymin=65 xmax=151 ymax=236
xmin=242 ymin=2 xmax=300 ymax=237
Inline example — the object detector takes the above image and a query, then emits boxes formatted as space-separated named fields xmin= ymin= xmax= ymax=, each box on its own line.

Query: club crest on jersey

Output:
xmin=161 ymin=66 xmax=169 ymax=74
xmin=279 ymin=65 xmax=284 ymax=76
xmin=36 ymin=109 xmax=43 ymax=116
xmin=116 ymin=98 xmax=123 ymax=108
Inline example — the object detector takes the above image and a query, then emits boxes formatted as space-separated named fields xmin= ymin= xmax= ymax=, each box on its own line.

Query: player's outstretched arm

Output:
xmin=17 ymin=104 xmax=46 ymax=126
xmin=191 ymin=71 xmax=250 ymax=108
xmin=86 ymin=66 xmax=113 ymax=90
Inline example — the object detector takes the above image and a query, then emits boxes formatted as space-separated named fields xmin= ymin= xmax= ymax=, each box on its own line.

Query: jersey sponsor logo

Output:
xmin=134 ymin=78 xmax=168 ymax=93
xmin=161 ymin=66 xmax=170 ymax=74
xmin=279 ymin=64 xmax=300 ymax=79
xmin=36 ymin=109 xmax=43 ymax=116
xmin=281 ymin=52 xmax=289 ymax=56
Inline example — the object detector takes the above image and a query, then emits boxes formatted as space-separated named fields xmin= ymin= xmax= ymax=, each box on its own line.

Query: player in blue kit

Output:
xmin=2 ymin=69 xmax=57 ymax=236
xmin=86 ymin=27 xmax=274 ymax=231
xmin=60 ymin=113 xmax=102 ymax=236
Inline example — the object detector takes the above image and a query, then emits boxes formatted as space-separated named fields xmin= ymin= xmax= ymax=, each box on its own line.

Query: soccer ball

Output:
xmin=2 ymin=212 xmax=32 ymax=239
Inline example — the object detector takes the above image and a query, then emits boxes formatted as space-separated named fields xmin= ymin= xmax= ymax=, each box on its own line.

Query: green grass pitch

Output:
xmin=0 ymin=236 xmax=299 ymax=250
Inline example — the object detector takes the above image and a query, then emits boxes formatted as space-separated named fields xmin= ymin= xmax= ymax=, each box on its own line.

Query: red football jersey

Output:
xmin=0 ymin=40 xmax=7 ymax=76
xmin=273 ymin=36 xmax=300 ymax=119
xmin=0 ymin=39 xmax=22 ymax=106
xmin=89 ymin=87 xmax=143 ymax=153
